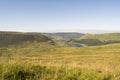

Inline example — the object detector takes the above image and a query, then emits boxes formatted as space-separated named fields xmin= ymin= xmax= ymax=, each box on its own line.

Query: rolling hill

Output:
xmin=0 ymin=31 xmax=55 ymax=47
xmin=80 ymin=33 xmax=120 ymax=40
xmin=1 ymin=31 xmax=120 ymax=80
xmin=71 ymin=33 xmax=120 ymax=46
xmin=0 ymin=31 xmax=120 ymax=47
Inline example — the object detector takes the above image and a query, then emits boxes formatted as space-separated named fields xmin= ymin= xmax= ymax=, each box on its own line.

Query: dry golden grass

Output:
xmin=1 ymin=43 xmax=120 ymax=80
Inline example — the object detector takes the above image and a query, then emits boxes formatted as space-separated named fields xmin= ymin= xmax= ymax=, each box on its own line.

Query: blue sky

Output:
xmin=0 ymin=0 xmax=120 ymax=32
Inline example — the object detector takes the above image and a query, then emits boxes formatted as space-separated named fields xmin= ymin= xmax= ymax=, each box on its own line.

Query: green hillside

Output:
xmin=70 ymin=33 xmax=120 ymax=46
xmin=80 ymin=33 xmax=120 ymax=41
xmin=0 ymin=31 xmax=55 ymax=47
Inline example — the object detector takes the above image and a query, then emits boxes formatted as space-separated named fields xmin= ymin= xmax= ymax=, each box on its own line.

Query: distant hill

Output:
xmin=1 ymin=31 xmax=120 ymax=47
xmin=72 ymin=33 xmax=120 ymax=46
xmin=80 ymin=33 xmax=120 ymax=41
xmin=0 ymin=31 xmax=55 ymax=47
xmin=43 ymin=32 xmax=84 ymax=41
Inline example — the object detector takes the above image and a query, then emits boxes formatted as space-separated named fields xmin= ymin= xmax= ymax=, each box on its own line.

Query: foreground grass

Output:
xmin=1 ymin=43 xmax=120 ymax=80
xmin=1 ymin=63 xmax=117 ymax=80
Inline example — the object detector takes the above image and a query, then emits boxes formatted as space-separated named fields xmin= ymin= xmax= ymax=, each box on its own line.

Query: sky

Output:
xmin=0 ymin=0 xmax=120 ymax=33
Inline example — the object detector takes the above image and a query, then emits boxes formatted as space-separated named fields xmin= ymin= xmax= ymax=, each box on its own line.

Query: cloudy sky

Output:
xmin=0 ymin=0 xmax=120 ymax=33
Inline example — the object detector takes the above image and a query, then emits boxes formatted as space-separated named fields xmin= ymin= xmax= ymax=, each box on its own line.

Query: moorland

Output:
xmin=0 ymin=31 xmax=120 ymax=80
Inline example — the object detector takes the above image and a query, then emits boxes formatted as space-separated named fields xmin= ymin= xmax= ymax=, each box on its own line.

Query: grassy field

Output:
xmin=0 ymin=43 xmax=120 ymax=80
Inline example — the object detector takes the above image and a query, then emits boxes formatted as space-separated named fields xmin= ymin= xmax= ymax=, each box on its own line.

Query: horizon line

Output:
xmin=0 ymin=29 xmax=120 ymax=34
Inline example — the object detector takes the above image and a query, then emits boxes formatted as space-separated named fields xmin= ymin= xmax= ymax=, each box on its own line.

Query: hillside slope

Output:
xmin=0 ymin=31 xmax=55 ymax=47
xmin=70 ymin=33 xmax=120 ymax=46
xmin=80 ymin=33 xmax=120 ymax=40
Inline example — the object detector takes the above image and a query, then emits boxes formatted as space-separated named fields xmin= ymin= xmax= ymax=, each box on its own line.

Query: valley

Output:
xmin=0 ymin=31 xmax=120 ymax=80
